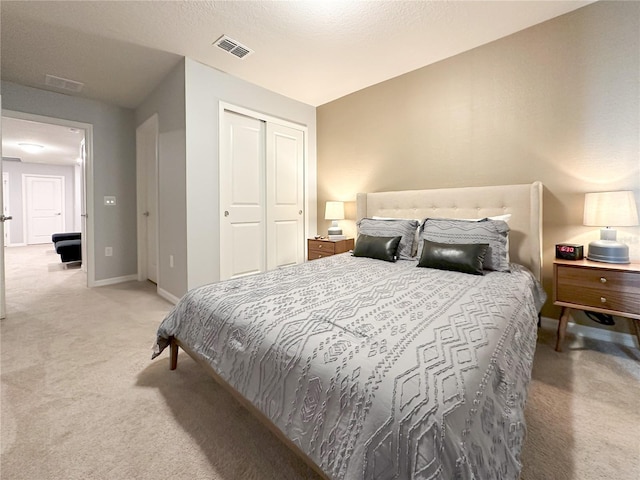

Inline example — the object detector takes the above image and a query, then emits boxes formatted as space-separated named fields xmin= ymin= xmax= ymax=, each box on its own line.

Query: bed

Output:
xmin=152 ymin=181 xmax=545 ymax=480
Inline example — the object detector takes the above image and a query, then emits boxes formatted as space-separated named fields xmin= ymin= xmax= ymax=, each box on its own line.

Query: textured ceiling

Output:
xmin=1 ymin=0 xmax=593 ymax=109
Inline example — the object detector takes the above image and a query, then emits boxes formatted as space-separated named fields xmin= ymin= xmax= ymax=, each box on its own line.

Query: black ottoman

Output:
xmin=52 ymin=232 xmax=81 ymax=244
xmin=55 ymin=239 xmax=82 ymax=263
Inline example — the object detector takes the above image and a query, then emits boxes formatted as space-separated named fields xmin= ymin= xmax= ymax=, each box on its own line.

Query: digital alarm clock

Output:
xmin=555 ymin=243 xmax=584 ymax=260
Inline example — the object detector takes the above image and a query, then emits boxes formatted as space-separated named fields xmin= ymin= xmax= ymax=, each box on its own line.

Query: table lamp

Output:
xmin=325 ymin=201 xmax=344 ymax=236
xmin=583 ymin=191 xmax=639 ymax=263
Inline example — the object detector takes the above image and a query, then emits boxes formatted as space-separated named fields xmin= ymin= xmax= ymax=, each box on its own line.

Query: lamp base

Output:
xmin=327 ymin=220 xmax=342 ymax=236
xmin=587 ymin=239 xmax=630 ymax=264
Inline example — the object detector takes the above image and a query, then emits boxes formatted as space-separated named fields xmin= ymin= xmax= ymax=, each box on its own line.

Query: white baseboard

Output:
xmin=93 ymin=274 xmax=138 ymax=287
xmin=7 ymin=243 xmax=27 ymax=247
xmin=157 ymin=287 xmax=180 ymax=305
xmin=540 ymin=316 xmax=639 ymax=349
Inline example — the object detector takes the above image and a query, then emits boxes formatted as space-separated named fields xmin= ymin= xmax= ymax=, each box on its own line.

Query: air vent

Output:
xmin=214 ymin=35 xmax=254 ymax=59
xmin=44 ymin=74 xmax=84 ymax=93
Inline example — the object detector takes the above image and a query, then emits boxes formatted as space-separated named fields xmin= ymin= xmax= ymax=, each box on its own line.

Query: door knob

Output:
xmin=0 ymin=215 xmax=12 ymax=222
xmin=54 ymin=212 xmax=61 ymax=216
xmin=224 ymin=211 xmax=230 ymax=217
xmin=143 ymin=211 xmax=150 ymax=217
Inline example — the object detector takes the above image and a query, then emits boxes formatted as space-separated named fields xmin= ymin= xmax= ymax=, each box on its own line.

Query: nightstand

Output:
xmin=307 ymin=238 xmax=354 ymax=260
xmin=553 ymin=259 xmax=640 ymax=352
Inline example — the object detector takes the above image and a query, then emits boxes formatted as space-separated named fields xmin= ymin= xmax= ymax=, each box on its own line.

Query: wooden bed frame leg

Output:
xmin=170 ymin=337 xmax=178 ymax=370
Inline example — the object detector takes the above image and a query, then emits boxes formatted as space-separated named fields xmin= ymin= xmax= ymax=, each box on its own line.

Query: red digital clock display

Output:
xmin=555 ymin=244 xmax=583 ymax=260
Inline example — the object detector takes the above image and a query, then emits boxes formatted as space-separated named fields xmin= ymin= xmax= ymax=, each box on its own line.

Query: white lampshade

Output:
xmin=583 ymin=191 xmax=639 ymax=227
xmin=583 ymin=191 xmax=638 ymax=264
xmin=324 ymin=201 xmax=344 ymax=236
xmin=324 ymin=201 xmax=345 ymax=220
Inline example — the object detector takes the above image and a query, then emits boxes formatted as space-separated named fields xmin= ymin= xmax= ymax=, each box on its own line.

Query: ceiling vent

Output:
xmin=44 ymin=74 xmax=84 ymax=93
xmin=214 ymin=35 xmax=253 ymax=59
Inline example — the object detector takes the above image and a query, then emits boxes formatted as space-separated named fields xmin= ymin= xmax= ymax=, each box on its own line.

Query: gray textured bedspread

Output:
xmin=153 ymin=253 xmax=546 ymax=480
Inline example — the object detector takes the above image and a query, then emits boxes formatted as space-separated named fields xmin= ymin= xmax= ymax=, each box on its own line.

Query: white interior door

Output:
xmin=220 ymin=110 xmax=266 ymax=280
xmin=145 ymin=133 xmax=158 ymax=284
xmin=266 ymin=123 xmax=304 ymax=270
xmin=79 ymin=139 xmax=87 ymax=272
xmin=24 ymin=175 xmax=64 ymax=245
xmin=3 ymin=173 xmax=10 ymax=247
xmin=0 ymin=97 xmax=6 ymax=318
xmin=136 ymin=115 xmax=158 ymax=284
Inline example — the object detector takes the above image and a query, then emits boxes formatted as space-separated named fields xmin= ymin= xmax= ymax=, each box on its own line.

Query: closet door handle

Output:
xmin=224 ymin=211 xmax=230 ymax=217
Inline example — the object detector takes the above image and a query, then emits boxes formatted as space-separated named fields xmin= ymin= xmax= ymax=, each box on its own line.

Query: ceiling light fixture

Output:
xmin=18 ymin=143 xmax=45 ymax=153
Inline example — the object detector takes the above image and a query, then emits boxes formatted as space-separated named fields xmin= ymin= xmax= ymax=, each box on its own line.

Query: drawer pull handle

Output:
xmin=600 ymin=297 xmax=607 ymax=303
xmin=600 ymin=277 xmax=607 ymax=283
xmin=318 ymin=244 xmax=322 ymax=248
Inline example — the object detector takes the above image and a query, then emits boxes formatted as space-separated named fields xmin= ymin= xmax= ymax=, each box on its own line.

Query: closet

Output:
xmin=220 ymin=108 xmax=305 ymax=280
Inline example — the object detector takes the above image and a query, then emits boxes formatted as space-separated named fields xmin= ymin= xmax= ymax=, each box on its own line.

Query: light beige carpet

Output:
xmin=1 ymin=244 xmax=639 ymax=480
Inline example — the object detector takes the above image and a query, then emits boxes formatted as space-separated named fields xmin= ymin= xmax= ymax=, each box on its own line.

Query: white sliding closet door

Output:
xmin=220 ymin=108 xmax=305 ymax=281
xmin=266 ymin=123 xmax=304 ymax=270
xmin=220 ymin=111 xmax=266 ymax=280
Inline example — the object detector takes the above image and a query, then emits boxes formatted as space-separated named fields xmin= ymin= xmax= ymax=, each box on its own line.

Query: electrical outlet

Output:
xmin=169 ymin=255 xmax=174 ymax=268
xmin=105 ymin=247 xmax=113 ymax=257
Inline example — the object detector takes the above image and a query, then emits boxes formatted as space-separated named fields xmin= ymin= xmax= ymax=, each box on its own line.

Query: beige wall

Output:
xmin=317 ymin=1 xmax=640 ymax=332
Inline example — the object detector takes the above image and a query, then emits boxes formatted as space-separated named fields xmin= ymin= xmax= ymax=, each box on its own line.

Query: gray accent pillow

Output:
xmin=353 ymin=234 xmax=402 ymax=262
xmin=417 ymin=240 xmax=489 ymax=275
xmin=417 ymin=218 xmax=510 ymax=272
xmin=357 ymin=218 xmax=419 ymax=260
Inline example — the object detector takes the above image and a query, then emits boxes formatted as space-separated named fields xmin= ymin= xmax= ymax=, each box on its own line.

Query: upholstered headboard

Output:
xmin=356 ymin=182 xmax=543 ymax=281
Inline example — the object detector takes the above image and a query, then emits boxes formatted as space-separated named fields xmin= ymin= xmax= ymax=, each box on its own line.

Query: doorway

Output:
xmin=1 ymin=110 xmax=95 ymax=308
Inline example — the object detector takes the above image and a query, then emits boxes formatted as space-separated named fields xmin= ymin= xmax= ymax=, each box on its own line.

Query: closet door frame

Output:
xmin=218 ymin=102 xmax=308 ymax=280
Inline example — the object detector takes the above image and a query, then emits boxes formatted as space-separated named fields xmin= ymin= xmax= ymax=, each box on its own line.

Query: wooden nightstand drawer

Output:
xmin=308 ymin=239 xmax=337 ymax=254
xmin=307 ymin=238 xmax=354 ymax=261
xmin=555 ymin=265 xmax=640 ymax=314
xmin=308 ymin=250 xmax=334 ymax=260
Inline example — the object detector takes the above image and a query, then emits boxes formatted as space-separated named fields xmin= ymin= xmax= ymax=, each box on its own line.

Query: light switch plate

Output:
xmin=104 ymin=196 xmax=116 ymax=206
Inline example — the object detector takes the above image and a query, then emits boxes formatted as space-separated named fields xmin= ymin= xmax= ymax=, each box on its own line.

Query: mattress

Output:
xmin=153 ymin=252 xmax=546 ymax=479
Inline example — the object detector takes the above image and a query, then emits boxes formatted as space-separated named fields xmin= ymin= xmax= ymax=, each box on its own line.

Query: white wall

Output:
xmin=135 ymin=60 xmax=187 ymax=299
xmin=184 ymin=58 xmax=317 ymax=291
xmin=1 ymin=159 xmax=78 ymax=245
xmin=1 ymin=81 xmax=137 ymax=282
xmin=135 ymin=58 xmax=316 ymax=300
